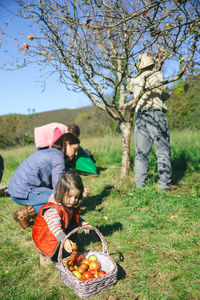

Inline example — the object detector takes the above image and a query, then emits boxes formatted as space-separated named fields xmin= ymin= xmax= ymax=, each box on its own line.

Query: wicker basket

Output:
xmin=56 ymin=225 xmax=118 ymax=299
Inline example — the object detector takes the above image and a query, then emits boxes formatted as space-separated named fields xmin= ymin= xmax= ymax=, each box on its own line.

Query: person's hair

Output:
xmin=67 ymin=124 xmax=80 ymax=137
xmin=54 ymin=171 xmax=84 ymax=204
xmin=51 ymin=132 xmax=80 ymax=154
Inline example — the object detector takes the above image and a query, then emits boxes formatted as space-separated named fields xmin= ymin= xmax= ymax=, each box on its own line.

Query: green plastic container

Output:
xmin=75 ymin=146 xmax=97 ymax=174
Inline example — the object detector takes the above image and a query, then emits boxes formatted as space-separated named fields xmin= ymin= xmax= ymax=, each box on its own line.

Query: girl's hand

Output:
xmin=81 ymin=221 xmax=91 ymax=234
xmin=83 ymin=188 xmax=91 ymax=198
xmin=64 ymin=239 xmax=73 ymax=253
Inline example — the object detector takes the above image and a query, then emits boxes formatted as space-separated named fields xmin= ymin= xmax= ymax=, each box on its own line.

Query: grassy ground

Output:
xmin=0 ymin=130 xmax=200 ymax=300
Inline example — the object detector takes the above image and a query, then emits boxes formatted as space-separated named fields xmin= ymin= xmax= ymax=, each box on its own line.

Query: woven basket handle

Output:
xmin=58 ymin=225 xmax=109 ymax=263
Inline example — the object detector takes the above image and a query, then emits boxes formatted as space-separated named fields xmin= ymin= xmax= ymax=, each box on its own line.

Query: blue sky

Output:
xmin=0 ymin=1 xmax=91 ymax=116
xmin=0 ymin=1 xmax=184 ymax=116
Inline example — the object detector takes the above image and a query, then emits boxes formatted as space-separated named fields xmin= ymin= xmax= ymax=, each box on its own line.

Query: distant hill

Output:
xmin=0 ymin=75 xmax=199 ymax=148
xmin=28 ymin=106 xmax=116 ymax=137
xmin=0 ymin=105 xmax=117 ymax=148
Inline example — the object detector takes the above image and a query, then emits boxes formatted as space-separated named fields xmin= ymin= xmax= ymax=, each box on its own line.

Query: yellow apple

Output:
xmin=73 ymin=270 xmax=83 ymax=280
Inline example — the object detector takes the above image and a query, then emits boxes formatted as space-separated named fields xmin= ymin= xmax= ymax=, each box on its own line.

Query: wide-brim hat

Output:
xmin=137 ymin=53 xmax=155 ymax=70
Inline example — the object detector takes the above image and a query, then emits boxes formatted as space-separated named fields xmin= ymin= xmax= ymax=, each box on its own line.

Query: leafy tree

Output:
xmin=174 ymin=79 xmax=187 ymax=97
xmin=0 ymin=114 xmax=33 ymax=148
xmin=1 ymin=0 xmax=200 ymax=176
xmin=167 ymin=75 xmax=200 ymax=129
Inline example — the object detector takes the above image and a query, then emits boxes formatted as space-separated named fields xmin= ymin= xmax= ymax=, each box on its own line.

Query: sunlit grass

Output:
xmin=0 ymin=130 xmax=200 ymax=299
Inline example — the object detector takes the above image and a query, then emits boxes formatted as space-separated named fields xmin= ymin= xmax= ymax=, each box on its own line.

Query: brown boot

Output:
xmin=13 ymin=206 xmax=36 ymax=229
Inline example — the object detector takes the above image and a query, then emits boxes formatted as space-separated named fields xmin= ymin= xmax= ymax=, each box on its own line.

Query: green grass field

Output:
xmin=0 ymin=130 xmax=200 ymax=300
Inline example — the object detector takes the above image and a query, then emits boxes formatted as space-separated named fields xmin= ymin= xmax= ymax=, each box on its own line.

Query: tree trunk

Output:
xmin=120 ymin=122 xmax=132 ymax=177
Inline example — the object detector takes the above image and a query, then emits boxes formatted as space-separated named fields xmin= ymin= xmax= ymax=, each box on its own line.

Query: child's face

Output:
xmin=65 ymin=142 xmax=79 ymax=161
xmin=62 ymin=187 xmax=82 ymax=208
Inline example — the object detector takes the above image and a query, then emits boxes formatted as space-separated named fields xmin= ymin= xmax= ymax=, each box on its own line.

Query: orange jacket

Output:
xmin=32 ymin=202 xmax=80 ymax=257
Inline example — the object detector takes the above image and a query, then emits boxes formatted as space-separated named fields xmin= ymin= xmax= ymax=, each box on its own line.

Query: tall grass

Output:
xmin=0 ymin=129 xmax=200 ymax=299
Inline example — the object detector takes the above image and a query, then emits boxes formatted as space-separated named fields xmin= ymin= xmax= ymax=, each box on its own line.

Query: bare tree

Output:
xmin=1 ymin=0 xmax=200 ymax=176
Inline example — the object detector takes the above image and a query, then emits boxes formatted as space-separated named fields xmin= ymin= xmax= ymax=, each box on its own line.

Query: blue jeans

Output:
xmin=11 ymin=190 xmax=53 ymax=214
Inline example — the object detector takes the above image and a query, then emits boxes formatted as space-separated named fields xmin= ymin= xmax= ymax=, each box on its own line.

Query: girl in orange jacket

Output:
xmin=32 ymin=171 xmax=90 ymax=263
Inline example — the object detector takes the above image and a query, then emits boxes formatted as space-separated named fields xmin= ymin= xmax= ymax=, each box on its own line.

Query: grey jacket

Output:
xmin=8 ymin=148 xmax=66 ymax=198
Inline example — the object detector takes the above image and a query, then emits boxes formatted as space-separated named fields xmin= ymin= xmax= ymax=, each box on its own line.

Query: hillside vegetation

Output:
xmin=0 ymin=75 xmax=199 ymax=148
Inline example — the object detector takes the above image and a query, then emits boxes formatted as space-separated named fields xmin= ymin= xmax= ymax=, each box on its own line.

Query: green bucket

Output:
xmin=75 ymin=146 xmax=97 ymax=174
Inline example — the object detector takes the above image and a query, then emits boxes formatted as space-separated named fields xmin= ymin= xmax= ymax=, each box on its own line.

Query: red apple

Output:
xmin=82 ymin=259 xmax=90 ymax=266
xmin=71 ymin=252 xmax=83 ymax=264
xmin=77 ymin=266 xmax=85 ymax=274
xmin=89 ymin=261 xmax=101 ymax=272
xmin=83 ymin=270 xmax=94 ymax=280
xmin=80 ymin=263 xmax=89 ymax=271
xmin=98 ymin=270 xmax=107 ymax=277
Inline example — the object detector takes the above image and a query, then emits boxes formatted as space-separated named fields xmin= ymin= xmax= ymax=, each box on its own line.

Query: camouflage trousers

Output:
xmin=134 ymin=109 xmax=172 ymax=189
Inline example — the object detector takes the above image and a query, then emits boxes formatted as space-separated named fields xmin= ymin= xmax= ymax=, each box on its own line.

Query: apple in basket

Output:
xmin=82 ymin=258 xmax=90 ymax=266
xmin=88 ymin=254 xmax=98 ymax=262
xmin=77 ymin=264 xmax=87 ymax=274
xmin=71 ymin=242 xmax=77 ymax=251
xmin=63 ymin=258 xmax=74 ymax=271
xmin=80 ymin=263 xmax=89 ymax=271
xmin=73 ymin=270 xmax=83 ymax=280
xmin=71 ymin=252 xmax=83 ymax=264
xmin=89 ymin=261 xmax=101 ymax=272
xmin=91 ymin=270 xmax=99 ymax=278
xmin=83 ymin=270 xmax=94 ymax=280
xmin=98 ymin=270 xmax=107 ymax=277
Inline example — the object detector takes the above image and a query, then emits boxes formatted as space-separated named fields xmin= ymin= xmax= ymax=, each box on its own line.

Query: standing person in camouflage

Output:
xmin=127 ymin=54 xmax=176 ymax=190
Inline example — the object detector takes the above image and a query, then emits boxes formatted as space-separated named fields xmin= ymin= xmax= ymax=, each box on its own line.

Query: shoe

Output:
xmin=40 ymin=254 xmax=53 ymax=266
xmin=161 ymin=185 xmax=177 ymax=191
xmin=13 ymin=206 xmax=36 ymax=229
